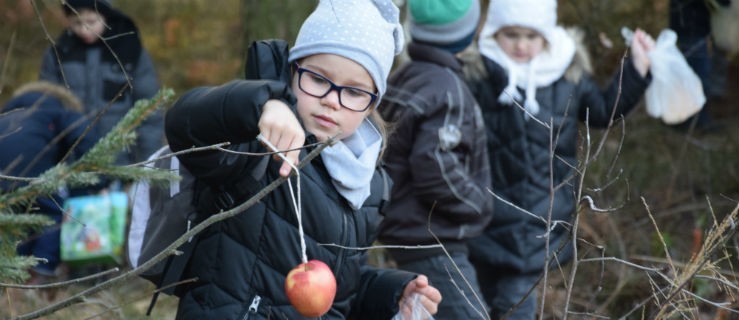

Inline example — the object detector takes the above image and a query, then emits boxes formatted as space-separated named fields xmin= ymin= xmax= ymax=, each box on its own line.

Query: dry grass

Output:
xmin=2 ymin=276 xmax=179 ymax=320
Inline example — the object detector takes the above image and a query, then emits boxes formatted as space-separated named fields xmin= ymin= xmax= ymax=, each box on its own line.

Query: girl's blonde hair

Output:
xmin=369 ymin=109 xmax=389 ymax=163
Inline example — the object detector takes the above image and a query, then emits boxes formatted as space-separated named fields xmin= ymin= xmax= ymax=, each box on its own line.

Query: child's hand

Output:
xmin=259 ymin=99 xmax=305 ymax=177
xmin=630 ymin=28 xmax=655 ymax=77
xmin=398 ymin=275 xmax=442 ymax=318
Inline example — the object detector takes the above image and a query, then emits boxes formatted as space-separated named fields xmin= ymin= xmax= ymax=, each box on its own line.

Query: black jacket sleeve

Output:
xmin=350 ymin=265 xmax=417 ymax=320
xmin=579 ymin=59 xmax=651 ymax=128
xmin=164 ymin=79 xmax=295 ymax=185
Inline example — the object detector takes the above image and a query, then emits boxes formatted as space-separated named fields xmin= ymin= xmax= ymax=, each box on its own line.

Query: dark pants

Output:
xmin=17 ymin=203 xmax=63 ymax=276
xmin=474 ymin=264 xmax=540 ymax=320
xmin=677 ymin=35 xmax=713 ymax=125
xmin=395 ymin=251 xmax=489 ymax=319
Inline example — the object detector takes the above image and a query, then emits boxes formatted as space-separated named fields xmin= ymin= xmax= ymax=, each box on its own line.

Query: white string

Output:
xmin=257 ymin=134 xmax=307 ymax=263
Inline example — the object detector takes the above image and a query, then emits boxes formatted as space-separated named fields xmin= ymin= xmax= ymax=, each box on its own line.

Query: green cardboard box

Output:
xmin=61 ymin=192 xmax=128 ymax=266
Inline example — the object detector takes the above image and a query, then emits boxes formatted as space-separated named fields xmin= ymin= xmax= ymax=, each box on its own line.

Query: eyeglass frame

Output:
xmin=293 ymin=63 xmax=378 ymax=112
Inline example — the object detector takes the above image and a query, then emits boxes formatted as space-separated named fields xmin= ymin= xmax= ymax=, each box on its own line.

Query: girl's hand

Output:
xmin=258 ymin=99 xmax=305 ymax=177
xmin=630 ymin=28 xmax=656 ymax=77
xmin=398 ymin=275 xmax=442 ymax=319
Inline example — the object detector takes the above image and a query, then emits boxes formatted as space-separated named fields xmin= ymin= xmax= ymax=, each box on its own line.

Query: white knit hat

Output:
xmin=289 ymin=0 xmax=405 ymax=101
xmin=478 ymin=0 xmax=575 ymax=118
xmin=479 ymin=0 xmax=558 ymax=43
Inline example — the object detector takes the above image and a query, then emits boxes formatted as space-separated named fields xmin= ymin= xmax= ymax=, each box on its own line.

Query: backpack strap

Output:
xmin=378 ymin=164 xmax=391 ymax=215
xmin=194 ymin=155 xmax=269 ymax=214
xmin=146 ymin=155 xmax=202 ymax=315
xmin=146 ymin=238 xmax=197 ymax=315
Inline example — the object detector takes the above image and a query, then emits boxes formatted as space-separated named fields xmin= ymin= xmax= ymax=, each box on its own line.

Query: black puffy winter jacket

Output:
xmin=165 ymin=40 xmax=415 ymax=320
xmin=378 ymin=42 xmax=493 ymax=262
xmin=464 ymin=45 xmax=651 ymax=274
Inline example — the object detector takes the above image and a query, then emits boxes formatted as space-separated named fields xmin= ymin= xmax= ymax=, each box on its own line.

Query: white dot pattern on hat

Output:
xmin=289 ymin=0 xmax=405 ymax=100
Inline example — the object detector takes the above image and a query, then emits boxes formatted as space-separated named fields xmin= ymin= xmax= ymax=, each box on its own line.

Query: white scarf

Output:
xmin=478 ymin=26 xmax=576 ymax=118
xmin=320 ymin=119 xmax=382 ymax=210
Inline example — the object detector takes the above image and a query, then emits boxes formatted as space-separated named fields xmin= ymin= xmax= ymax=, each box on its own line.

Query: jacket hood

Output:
xmin=8 ymin=81 xmax=83 ymax=112
xmin=58 ymin=1 xmax=142 ymax=67
xmin=62 ymin=0 xmax=122 ymax=22
xmin=461 ymin=27 xmax=592 ymax=84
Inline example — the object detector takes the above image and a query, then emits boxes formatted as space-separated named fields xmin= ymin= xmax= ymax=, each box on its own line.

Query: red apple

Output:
xmin=285 ymin=259 xmax=337 ymax=317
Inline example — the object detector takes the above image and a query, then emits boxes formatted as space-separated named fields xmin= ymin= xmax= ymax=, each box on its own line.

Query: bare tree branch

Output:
xmin=14 ymin=139 xmax=333 ymax=320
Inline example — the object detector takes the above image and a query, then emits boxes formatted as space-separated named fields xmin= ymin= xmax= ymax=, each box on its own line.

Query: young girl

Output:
xmin=462 ymin=0 xmax=655 ymax=318
xmin=164 ymin=0 xmax=441 ymax=319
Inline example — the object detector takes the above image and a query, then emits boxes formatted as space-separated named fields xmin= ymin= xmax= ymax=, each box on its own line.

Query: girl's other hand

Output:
xmin=399 ymin=275 xmax=442 ymax=318
xmin=630 ymin=28 xmax=656 ymax=77
xmin=259 ymin=99 xmax=305 ymax=177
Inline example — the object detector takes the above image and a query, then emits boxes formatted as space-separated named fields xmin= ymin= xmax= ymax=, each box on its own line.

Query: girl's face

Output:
xmin=494 ymin=26 xmax=546 ymax=63
xmin=68 ymin=9 xmax=106 ymax=44
xmin=292 ymin=54 xmax=377 ymax=141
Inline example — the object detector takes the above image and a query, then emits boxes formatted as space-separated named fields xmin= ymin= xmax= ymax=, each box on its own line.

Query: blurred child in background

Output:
xmin=40 ymin=0 xmax=162 ymax=165
xmin=377 ymin=0 xmax=493 ymax=318
xmin=462 ymin=0 xmax=655 ymax=318
xmin=1 ymin=81 xmax=99 ymax=291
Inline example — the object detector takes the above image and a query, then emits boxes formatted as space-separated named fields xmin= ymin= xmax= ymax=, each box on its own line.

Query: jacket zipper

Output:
xmin=332 ymin=213 xmax=349 ymax=280
xmin=241 ymin=295 xmax=261 ymax=320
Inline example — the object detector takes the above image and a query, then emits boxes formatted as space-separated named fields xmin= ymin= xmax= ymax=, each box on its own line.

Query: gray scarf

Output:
xmin=320 ymin=119 xmax=382 ymax=210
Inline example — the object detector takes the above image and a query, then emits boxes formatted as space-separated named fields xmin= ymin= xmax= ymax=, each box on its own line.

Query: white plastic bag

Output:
xmin=622 ymin=28 xmax=706 ymax=124
xmin=391 ymin=293 xmax=435 ymax=320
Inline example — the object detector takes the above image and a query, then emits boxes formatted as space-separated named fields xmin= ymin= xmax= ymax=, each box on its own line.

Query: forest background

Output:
xmin=1 ymin=0 xmax=738 ymax=319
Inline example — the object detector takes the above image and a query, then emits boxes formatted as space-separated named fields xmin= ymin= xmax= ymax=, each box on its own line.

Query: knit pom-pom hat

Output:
xmin=289 ymin=0 xmax=405 ymax=101
xmin=408 ymin=0 xmax=480 ymax=53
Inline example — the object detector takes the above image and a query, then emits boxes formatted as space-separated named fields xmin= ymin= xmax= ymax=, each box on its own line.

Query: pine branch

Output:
xmin=0 ymin=89 xmax=176 ymax=284
xmin=0 ymin=88 xmax=175 ymax=211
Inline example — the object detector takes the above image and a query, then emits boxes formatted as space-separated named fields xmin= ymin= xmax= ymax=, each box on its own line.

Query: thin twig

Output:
xmin=630 ymin=255 xmax=739 ymax=279
xmin=424 ymin=203 xmax=490 ymax=320
xmin=0 ymin=268 xmax=119 ymax=289
xmin=319 ymin=243 xmax=443 ymax=251
xmin=578 ymin=256 xmax=662 ymax=273
xmin=124 ymin=142 xmax=231 ymax=168
xmin=539 ymin=117 xmax=556 ymax=320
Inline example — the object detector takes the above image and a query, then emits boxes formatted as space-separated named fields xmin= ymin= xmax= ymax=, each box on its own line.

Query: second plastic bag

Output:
xmin=391 ymin=293 xmax=435 ymax=320
xmin=623 ymin=28 xmax=705 ymax=124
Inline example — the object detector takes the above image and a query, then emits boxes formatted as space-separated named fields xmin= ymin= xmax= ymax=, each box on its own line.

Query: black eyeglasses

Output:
xmin=294 ymin=63 xmax=378 ymax=112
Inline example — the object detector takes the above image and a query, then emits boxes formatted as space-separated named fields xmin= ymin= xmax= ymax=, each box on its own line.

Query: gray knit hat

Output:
xmin=408 ymin=0 xmax=480 ymax=53
xmin=289 ymin=0 xmax=404 ymax=101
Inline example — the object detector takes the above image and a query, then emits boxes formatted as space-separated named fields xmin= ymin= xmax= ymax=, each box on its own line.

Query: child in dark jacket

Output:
xmin=164 ymin=0 xmax=441 ymax=319
xmin=39 ymin=0 xmax=162 ymax=164
xmin=377 ymin=0 xmax=492 ymax=318
xmin=0 ymin=81 xmax=99 ymax=283
xmin=462 ymin=0 xmax=655 ymax=318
